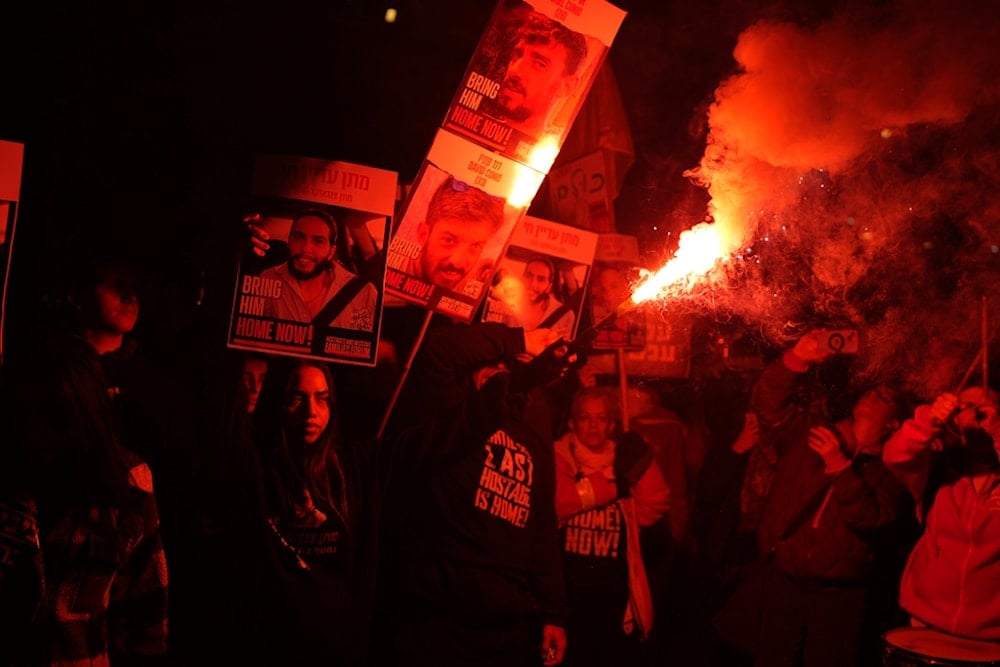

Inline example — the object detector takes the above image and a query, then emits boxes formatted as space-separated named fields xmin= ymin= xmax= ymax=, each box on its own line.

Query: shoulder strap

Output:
xmin=539 ymin=304 xmax=571 ymax=330
xmin=311 ymin=275 xmax=369 ymax=328
xmin=777 ymin=482 xmax=834 ymax=544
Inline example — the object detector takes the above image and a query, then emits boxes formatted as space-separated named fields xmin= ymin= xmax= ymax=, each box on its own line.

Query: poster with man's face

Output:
xmin=442 ymin=0 xmax=626 ymax=170
xmin=227 ymin=154 xmax=396 ymax=367
xmin=479 ymin=215 xmax=597 ymax=341
xmin=589 ymin=261 xmax=647 ymax=349
xmin=385 ymin=129 xmax=543 ymax=321
xmin=587 ymin=233 xmax=645 ymax=349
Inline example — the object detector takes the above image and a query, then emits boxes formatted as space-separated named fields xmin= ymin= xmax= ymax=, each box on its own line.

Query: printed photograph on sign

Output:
xmin=385 ymin=162 xmax=521 ymax=322
xmin=586 ymin=233 xmax=644 ymax=349
xmin=588 ymin=261 xmax=647 ymax=350
xmin=480 ymin=215 xmax=597 ymax=340
xmin=443 ymin=0 xmax=623 ymax=170
xmin=228 ymin=155 xmax=396 ymax=367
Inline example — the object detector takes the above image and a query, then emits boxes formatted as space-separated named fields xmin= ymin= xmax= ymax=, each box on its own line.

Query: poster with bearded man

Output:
xmin=480 ymin=215 xmax=597 ymax=340
xmin=442 ymin=0 xmax=625 ymax=169
xmin=228 ymin=154 xmax=397 ymax=367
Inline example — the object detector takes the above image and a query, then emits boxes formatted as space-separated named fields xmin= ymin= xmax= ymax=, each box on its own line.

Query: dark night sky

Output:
xmin=0 ymin=0 xmax=812 ymax=281
xmin=3 ymin=0 xmax=998 ymax=396
xmin=0 ymin=0 xmax=741 ymax=331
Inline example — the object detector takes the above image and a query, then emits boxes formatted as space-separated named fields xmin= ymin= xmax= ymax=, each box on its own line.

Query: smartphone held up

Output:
xmin=818 ymin=329 xmax=860 ymax=354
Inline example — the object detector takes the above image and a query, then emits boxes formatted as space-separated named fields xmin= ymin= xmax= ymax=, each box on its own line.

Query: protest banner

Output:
xmin=589 ymin=233 xmax=646 ymax=349
xmin=480 ymin=214 xmax=597 ymax=340
xmin=622 ymin=311 xmax=692 ymax=377
xmin=586 ymin=311 xmax=692 ymax=379
xmin=377 ymin=0 xmax=627 ymax=436
xmin=442 ymin=0 xmax=626 ymax=171
xmin=0 ymin=139 xmax=24 ymax=360
xmin=228 ymin=154 xmax=396 ymax=367
xmin=385 ymin=129 xmax=544 ymax=321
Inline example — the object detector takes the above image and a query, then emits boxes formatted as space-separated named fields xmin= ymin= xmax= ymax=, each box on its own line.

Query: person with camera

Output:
xmin=748 ymin=328 xmax=910 ymax=667
xmin=882 ymin=382 xmax=1000 ymax=641
xmin=552 ymin=386 xmax=670 ymax=667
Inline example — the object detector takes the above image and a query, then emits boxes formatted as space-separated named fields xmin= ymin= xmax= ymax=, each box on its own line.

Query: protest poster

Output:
xmin=0 ymin=139 xmax=24 ymax=360
xmin=621 ymin=311 xmax=692 ymax=378
xmin=479 ymin=215 xmax=597 ymax=340
xmin=442 ymin=0 xmax=626 ymax=171
xmin=589 ymin=233 xmax=647 ymax=350
xmin=228 ymin=154 xmax=396 ymax=366
xmin=586 ymin=311 xmax=692 ymax=379
xmin=546 ymin=149 xmax=615 ymax=232
xmin=385 ymin=129 xmax=544 ymax=321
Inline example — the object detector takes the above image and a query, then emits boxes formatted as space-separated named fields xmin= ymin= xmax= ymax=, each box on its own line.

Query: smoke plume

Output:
xmin=678 ymin=0 xmax=1000 ymax=397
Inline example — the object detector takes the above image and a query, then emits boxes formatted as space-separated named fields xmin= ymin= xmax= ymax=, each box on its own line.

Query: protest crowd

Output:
xmin=0 ymin=227 xmax=998 ymax=667
xmin=2 ymin=2 xmax=1000 ymax=667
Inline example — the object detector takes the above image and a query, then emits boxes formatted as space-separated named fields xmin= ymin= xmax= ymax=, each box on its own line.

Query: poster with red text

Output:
xmin=443 ymin=0 xmax=626 ymax=171
xmin=228 ymin=154 xmax=397 ymax=366
xmin=0 ymin=139 xmax=24 ymax=360
xmin=480 ymin=215 xmax=597 ymax=340
xmin=385 ymin=129 xmax=544 ymax=321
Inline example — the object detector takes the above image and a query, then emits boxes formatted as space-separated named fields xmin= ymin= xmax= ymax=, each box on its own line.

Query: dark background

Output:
xmin=0 ymin=0 xmax=848 ymax=326
xmin=21 ymin=0 xmax=995 ymax=405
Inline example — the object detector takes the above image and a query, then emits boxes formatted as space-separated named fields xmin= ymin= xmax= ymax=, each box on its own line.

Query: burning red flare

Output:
xmin=624 ymin=222 xmax=728 ymax=310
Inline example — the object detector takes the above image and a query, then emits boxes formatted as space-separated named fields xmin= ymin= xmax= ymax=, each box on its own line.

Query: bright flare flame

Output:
xmin=629 ymin=222 xmax=725 ymax=306
xmin=507 ymin=170 xmax=544 ymax=209
xmin=507 ymin=137 xmax=560 ymax=208
xmin=524 ymin=137 xmax=560 ymax=173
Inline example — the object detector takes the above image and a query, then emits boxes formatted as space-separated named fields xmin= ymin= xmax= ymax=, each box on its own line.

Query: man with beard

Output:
xmin=407 ymin=176 xmax=505 ymax=292
xmin=257 ymin=208 xmax=377 ymax=331
xmin=882 ymin=383 xmax=1000 ymax=641
xmin=588 ymin=264 xmax=642 ymax=347
xmin=505 ymin=257 xmax=575 ymax=339
xmin=493 ymin=11 xmax=588 ymax=138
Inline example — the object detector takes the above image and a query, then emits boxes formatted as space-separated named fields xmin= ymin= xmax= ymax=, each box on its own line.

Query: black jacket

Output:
xmin=754 ymin=355 xmax=907 ymax=583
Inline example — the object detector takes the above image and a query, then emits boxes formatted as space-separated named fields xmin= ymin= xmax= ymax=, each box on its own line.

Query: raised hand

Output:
xmin=927 ymin=392 xmax=959 ymax=427
xmin=808 ymin=425 xmax=851 ymax=474
xmin=731 ymin=411 xmax=761 ymax=454
xmin=540 ymin=624 xmax=567 ymax=666
xmin=523 ymin=328 xmax=564 ymax=358
xmin=244 ymin=212 xmax=270 ymax=257
xmin=792 ymin=329 xmax=838 ymax=365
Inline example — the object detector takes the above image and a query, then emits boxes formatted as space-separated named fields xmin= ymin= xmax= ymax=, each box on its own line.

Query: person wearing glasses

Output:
xmin=882 ymin=382 xmax=1000 ymax=642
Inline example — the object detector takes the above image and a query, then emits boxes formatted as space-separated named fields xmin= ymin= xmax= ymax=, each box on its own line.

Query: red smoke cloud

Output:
xmin=675 ymin=0 xmax=1000 ymax=397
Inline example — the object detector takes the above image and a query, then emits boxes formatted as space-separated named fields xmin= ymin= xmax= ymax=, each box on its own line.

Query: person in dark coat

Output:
xmin=377 ymin=322 xmax=571 ymax=667
xmin=751 ymin=329 xmax=909 ymax=667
